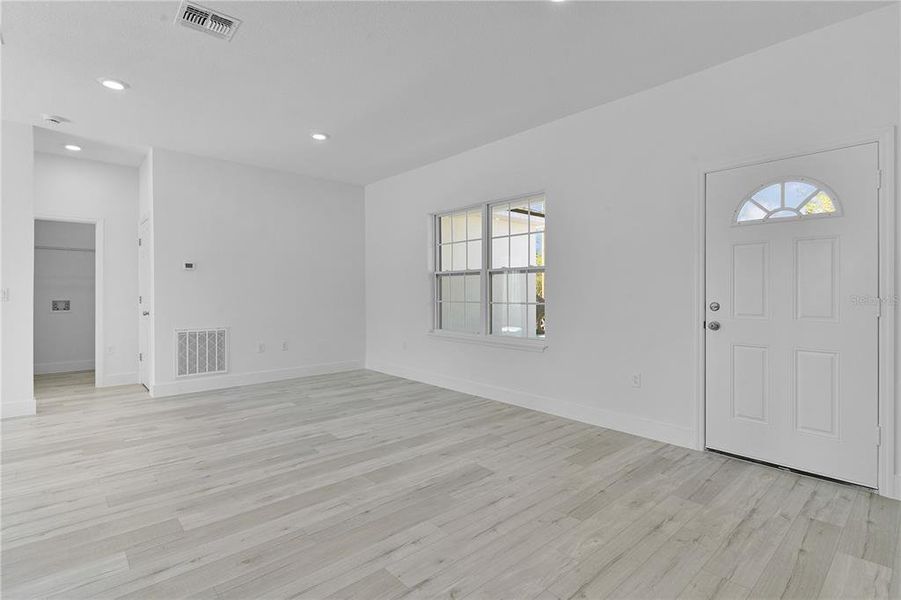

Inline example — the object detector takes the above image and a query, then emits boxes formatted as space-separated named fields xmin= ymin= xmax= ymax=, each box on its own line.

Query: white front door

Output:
xmin=705 ymin=143 xmax=879 ymax=487
xmin=138 ymin=219 xmax=151 ymax=389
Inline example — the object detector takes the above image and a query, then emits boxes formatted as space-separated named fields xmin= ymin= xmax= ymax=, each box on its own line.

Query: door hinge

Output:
xmin=876 ymin=299 xmax=882 ymax=318
xmin=876 ymin=169 xmax=883 ymax=190
xmin=138 ymin=237 xmax=142 ymax=246
xmin=139 ymin=295 xmax=143 ymax=305
xmin=876 ymin=425 xmax=882 ymax=446
xmin=139 ymin=352 xmax=143 ymax=362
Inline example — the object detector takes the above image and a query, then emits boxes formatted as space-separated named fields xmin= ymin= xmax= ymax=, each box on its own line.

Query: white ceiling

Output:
xmin=2 ymin=1 xmax=885 ymax=185
xmin=33 ymin=127 xmax=147 ymax=168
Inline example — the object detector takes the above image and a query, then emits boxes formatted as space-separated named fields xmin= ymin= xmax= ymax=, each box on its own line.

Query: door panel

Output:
xmin=706 ymin=143 xmax=878 ymax=487
xmin=732 ymin=242 xmax=768 ymax=318
xmin=794 ymin=237 xmax=838 ymax=320
xmin=731 ymin=344 xmax=768 ymax=422
xmin=794 ymin=349 xmax=839 ymax=437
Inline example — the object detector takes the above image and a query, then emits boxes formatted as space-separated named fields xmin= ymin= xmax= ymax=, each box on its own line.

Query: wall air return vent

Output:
xmin=176 ymin=328 xmax=228 ymax=377
xmin=175 ymin=1 xmax=241 ymax=41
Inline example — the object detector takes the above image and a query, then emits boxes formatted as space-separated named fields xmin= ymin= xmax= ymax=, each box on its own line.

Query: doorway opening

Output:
xmin=33 ymin=218 xmax=101 ymax=405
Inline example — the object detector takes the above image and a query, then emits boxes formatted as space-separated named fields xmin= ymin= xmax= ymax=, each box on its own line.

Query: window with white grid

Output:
xmin=433 ymin=194 xmax=545 ymax=340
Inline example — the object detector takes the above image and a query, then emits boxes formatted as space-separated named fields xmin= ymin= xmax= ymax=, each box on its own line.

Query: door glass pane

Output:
xmin=752 ymin=184 xmax=781 ymax=211
xmin=801 ymin=191 xmax=836 ymax=215
xmin=784 ymin=181 xmax=817 ymax=208
xmin=736 ymin=201 xmax=767 ymax=223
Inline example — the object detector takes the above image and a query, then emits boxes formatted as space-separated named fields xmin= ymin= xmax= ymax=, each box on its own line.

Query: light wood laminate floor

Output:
xmin=2 ymin=370 xmax=900 ymax=599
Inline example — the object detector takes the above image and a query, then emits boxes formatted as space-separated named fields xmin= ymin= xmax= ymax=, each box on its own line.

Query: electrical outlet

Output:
xmin=281 ymin=340 xmax=288 ymax=351
xmin=257 ymin=342 xmax=266 ymax=353
xmin=631 ymin=373 xmax=642 ymax=388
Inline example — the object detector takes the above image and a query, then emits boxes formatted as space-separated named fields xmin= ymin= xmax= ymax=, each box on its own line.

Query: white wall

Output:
xmin=34 ymin=220 xmax=95 ymax=374
xmin=149 ymin=149 xmax=365 ymax=396
xmin=33 ymin=153 xmax=140 ymax=386
xmin=1 ymin=121 xmax=35 ymax=417
xmin=364 ymin=7 xmax=900 ymax=453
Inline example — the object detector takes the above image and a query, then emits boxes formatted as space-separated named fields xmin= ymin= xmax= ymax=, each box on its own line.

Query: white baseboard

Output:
xmin=1 ymin=397 xmax=37 ymax=419
xmin=150 ymin=360 xmax=364 ymax=398
xmin=366 ymin=360 xmax=694 ymax=449
xmin=890 ymin=475 xmax=901 ymax=501
xmin=98 ymin=372 xmax=139 ymax=387
xmin=34 ymin=359 xmax=95 ymax=375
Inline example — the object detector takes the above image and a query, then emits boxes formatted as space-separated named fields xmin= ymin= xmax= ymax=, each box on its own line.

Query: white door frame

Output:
xmin=33 ymin=214 xmax=106 ymax=387
xmin=694 ymin=127 xmax=897 ymax=499
xmin=138 ymin=217 xmax=153 ymax=390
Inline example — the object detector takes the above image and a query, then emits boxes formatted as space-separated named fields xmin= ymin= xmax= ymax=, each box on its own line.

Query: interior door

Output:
xmin=705 ymin=143 xmax=879 ymax=487
xmin=138 ymin=219 xmax=151 ymax=389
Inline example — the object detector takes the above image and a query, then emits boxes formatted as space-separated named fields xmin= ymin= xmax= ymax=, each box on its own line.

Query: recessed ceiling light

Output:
xmin=311 ymin=132 xmax=330 ymax=142
xmin=64 ymin=144 xmax=82 ymax=152
xmin=98 ymin=78 xmax=129 ymax=91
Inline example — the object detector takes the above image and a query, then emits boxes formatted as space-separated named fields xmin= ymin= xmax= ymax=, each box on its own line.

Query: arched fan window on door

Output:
xmin=734 ymin=179 xmax=841 ymax=224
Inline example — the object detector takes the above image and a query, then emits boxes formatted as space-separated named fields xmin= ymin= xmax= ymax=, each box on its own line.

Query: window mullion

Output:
xmin=481 ymin=204 xmax=489 ymax=336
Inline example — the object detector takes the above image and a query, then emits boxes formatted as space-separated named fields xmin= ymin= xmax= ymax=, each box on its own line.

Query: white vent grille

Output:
xmin=176 ymin=1 xmax=241 ymax=41
xmin=176 ymin=328 xmax=228 ymax=377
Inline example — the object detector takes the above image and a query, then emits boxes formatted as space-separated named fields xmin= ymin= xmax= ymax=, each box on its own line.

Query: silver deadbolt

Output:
xmin=708 ymin=321 xmax=721 ymax=331
xmin=709 ymin=301 xmax=720 ymax=312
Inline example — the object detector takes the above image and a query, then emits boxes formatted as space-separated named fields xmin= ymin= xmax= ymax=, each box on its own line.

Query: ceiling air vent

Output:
xmin=175 ymin=1 xmax=241 ymax=41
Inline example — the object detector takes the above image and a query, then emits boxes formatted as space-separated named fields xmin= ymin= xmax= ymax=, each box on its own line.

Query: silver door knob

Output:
xmin=142 ymin=311 xmax=150 ymax=316
xmin=708 ymin=321 xmax=720 ymax=331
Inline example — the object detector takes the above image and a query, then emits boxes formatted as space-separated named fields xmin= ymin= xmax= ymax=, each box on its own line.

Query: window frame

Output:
xmin=431 ymin=192 xmax=547 ymax=350
xmin=733 ymin=177 xmax=842 ymax=226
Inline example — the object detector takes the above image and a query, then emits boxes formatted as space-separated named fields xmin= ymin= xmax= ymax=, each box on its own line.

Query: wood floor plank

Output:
xmin=819 ymin=552 xmax=892 ymax=599
xmin=750 ymin=516 xmax=841 ymax=599
xmin=2 ymin=370 xmax=898 ymax=600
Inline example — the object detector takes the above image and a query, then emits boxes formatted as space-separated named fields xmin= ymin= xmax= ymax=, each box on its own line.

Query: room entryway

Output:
xmin=705 ymin=143 xmax=880 ymax=488
xmin=33 ymin=219 xmax=97 ymax=394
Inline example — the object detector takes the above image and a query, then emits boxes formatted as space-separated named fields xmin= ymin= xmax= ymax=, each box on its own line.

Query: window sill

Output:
xmin=427 ymin=330 xmax=548 ymax=352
